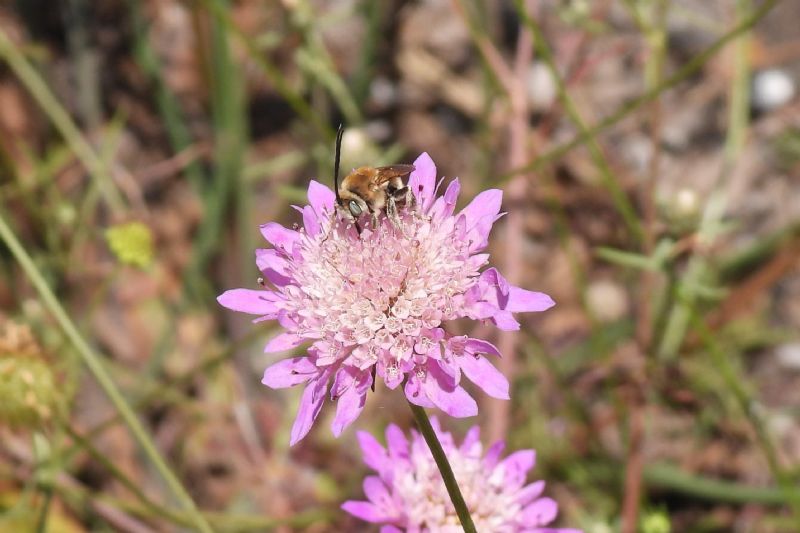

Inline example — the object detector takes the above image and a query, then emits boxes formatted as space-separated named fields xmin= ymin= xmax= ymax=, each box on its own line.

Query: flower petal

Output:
xmin=217 ymin=289 xmax=280 ymax=316
xmin=302 ymin=205 xmax=320 ymax=236
xmin=341 ymin=501 xmax=387 ymax=523
xmin=522 ymin=497 xmax=558 ymax=526
xmin=500 ymin=450 xmax=537 ymax=487
xmin=423 ymin=368 xmax=477 ymax=417
xmin=307 ymin=180 xmax=335 ymax=216
xmin=357 ymin=431 xmax=388 ymax=472
xmin=255 ymin=249 xmax=293 ymax=286
xmin=506 ymin=286 xmax=555 ymax=312
xmin=404 ymin=374 xmax=435 ymax=408
xmin=289 ymin=375 xmax=329 ymax=445
xmin=460 ymin=425 xmax=481 ymax=455
xmin=483 ymin=440 xmax=506 ymax=469
xmin=464 ymin=338 xmax=502 ymax=357
xmin=386 ymin=424 xmax=410 ymax=460
xmin=408 ymin=152 xmax=436 ymax=211
xmin=261 ymin=357 xmax=317 ymax=388
xmin=331 ymin=370 xmax=371 ymax=437
xmin=363 ymin=476 xmax=394 ymax=509
xmin=264 ymin=331 xmax=305 ymax=353
xmin=459 ymin=354 xmax=510 ymax=399
xmin=492 ymin=310 xmax=521 ymax=331
xmin=481 ymin=268 xmax=510 ymax=304
xmin=460 ymin=189 xmax=502 ymax=226
xmin=516 ymin=480 xmax=546 ymax=505
xmin=260 ymin=222 xmax=301 ymax=253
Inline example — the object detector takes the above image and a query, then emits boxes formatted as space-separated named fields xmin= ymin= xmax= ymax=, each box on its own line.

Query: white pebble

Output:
xmin=775 ymin=342 xmax=800 ymax=370
xmin=527 ymin=62 xmax=557 ymax=110
xmin=752 ymin=69 xmax=795 ymax=111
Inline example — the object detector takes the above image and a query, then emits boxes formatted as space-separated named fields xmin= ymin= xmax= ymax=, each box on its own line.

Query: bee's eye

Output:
xmin=348 ymin=200 xmax=362 ymax=216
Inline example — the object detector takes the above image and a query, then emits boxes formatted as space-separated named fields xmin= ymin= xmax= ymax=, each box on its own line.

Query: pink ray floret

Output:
xmin=218 ymin=153 xmax=555 ymax=444
xmin=342 ymin=418 xmax=582 ymax=532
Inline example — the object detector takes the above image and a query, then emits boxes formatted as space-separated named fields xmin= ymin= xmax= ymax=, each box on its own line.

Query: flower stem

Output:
xmin=0 ymin=212 xmax=214 ymax=533
xmin=407 ymin=401 xmax=477 ymax=533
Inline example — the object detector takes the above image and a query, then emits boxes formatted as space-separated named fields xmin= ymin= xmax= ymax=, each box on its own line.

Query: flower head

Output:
xmin=342 ymin=418 xmax=581 ymax=532
xmin=218 ymin=153 xmax=554 ymax=444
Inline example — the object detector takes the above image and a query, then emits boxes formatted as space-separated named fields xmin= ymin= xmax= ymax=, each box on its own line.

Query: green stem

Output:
xmin=0 ymin=211 xmax=214 ymax=533
xmin=408 ymin=401 xmax=477 ymax=533
xmin=643 ymin=463 xmax=789 ymax=505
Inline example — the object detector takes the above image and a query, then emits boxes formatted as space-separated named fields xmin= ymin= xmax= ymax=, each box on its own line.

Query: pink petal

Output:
xmin=500 ymin=450 xmax=537 ymax=487
xmin=460 ymin=189 xmax=502 ymax=226
xmin=331 ymin=369 xmax=371 ymax=437
xmin=483 ymin=440 xmax=506 ymax=469
xmin=380 ymin=527 xmax=404 ymax=533
xmin=259 ymin=222 xmax=301 ymax=253
xmin=492 ymin=310 xmax=521 ymax=331
xmin=341 ymin=501 xmax=387 ymax=523
xmin=507 ymin=286 xmax=555 ymax=312
xmin=363 ymin=476 xmax=394 ymax=509
xmin=481 ymin=268 xmax=510 ymax=305
xmin=522 ymin=497 xmax=559 ymax=526
xmin=386 ymin=424 xmax=410 ymax=460
xmin=404 ymin=374 xmax=435 ymax=408
xmin=459 ymin=354 xmax=510 ymax=399
xmin=466 ymin=212 xmax=503 ymax=252
xmin=517 ymin=480 xmax=546 ymax=505
xmin=307 ymin=180 xmax=335 ymax=216
xmin=464 ymin=338 xmax=502 ymax=357
xmin=289 ymin=375 xmax=329 ymax=445
xmin=466 ymin=253 xmax=490 ymax=270
xmin=429 ymin=178 xmax=461 ymax=221
xmin=255 ymin=249 xmax=293 ymax=286
xmin=357 ymin=431 xmax=388 ymax=472
xmin=217 ymin=289 xmax=280 ymax=316
xmin=408 ymin=152 xmax=436 ymax=211
xmin=302 ymin=205 xmax=320 ymax=236
xmin=264 ymin=331 xmax=305 ymax=353
xmin=423 ymin=368 xmax=477 ymax=417
xmin=460 ymin=425 xmax=481 ymax=454
xmin=332 ymin=386 xmax=367 ymax=437
xmin=261 ymin=357 xmax=317 ymax=388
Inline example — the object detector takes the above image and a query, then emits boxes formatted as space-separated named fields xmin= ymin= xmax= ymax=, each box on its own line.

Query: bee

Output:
xmin=333 ymin=126 xmax=415 ymax=230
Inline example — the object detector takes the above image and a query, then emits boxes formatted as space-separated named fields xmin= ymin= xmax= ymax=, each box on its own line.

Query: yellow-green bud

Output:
xmin=104 ymin=221 xmax=154 ymax=269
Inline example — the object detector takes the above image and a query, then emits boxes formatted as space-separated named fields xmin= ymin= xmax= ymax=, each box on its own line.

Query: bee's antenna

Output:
xmin=333 ymin=124 xmax=344 ymax=204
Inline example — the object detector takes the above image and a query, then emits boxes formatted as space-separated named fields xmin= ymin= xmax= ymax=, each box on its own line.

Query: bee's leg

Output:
xmin=386 ymin=196 xmax=402 ymax=228
xmin=370 ymin=365 xmax=376 ymax=392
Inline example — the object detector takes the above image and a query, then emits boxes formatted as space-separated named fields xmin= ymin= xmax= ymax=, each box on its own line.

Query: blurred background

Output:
xmin=1 ymin=0 xmax=800 ymax=531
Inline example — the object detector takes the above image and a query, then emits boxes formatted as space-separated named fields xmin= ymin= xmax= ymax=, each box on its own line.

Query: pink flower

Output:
xmin=342 ymin=418 xmax=581 ymax=532
xmin=218 ymin=153 xmax=554 ymax=444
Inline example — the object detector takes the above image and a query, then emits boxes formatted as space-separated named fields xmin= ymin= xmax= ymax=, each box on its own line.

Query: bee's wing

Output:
xmin=373 ymin=164 xmax=415 ymax=185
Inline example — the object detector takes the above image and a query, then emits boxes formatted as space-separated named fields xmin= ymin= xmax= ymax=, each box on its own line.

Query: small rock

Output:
xmin=526 ymin=62 xmax=557 ymax=111
xmin=586 ymin=279 xmax=629 ymax=323
xmin=775 ymin=342 xmax=800 ymax=370
xmin=752 ymin=69 xmax=796 ymax=112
